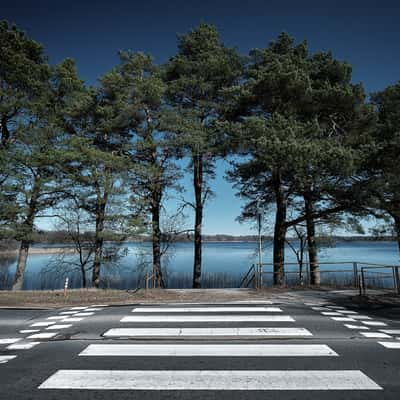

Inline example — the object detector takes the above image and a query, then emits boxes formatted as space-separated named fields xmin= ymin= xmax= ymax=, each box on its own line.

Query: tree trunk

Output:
xmin=304 ymin=194 xmax=320 ymax=285
xmin=273 ymin=173 xmax=287 ymax=286
xmin=193 ymin=153 xmax=203 ymax=288
xmin=12 ymin=178 xmax=40 ymax=290
xmin=394 ymin=214 xmax=400 ymax=255
xmin=92 ymin=207 xmax=105 ymax=288
xmin=12 ymin=240 xmax=30 ymax=290
xmin=1 ymin=117 xmax=10 ymax=147
xmin=92 ymin=182 xmax=108 ymax=288
xmin=152 ymin=194 xmax=163 ymax=288
xmin=80 ymin=264 xmax=87 ymax=288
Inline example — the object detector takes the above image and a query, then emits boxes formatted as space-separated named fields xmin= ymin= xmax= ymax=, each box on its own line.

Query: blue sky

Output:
xmin=3 ymin=0 xmax=400 ymax=234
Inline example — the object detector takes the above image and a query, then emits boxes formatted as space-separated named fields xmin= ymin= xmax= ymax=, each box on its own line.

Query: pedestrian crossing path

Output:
xmin=0 ymin=304 xmax=106 ymax=366
xmin=306 ymin=301 xmax=400 ymax=349
xmin=38 ymin=302 xmax=384 ymax=392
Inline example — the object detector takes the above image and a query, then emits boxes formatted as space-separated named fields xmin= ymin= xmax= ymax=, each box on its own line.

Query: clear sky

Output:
xmin=2 ymin=0 xmax=400 ymax=234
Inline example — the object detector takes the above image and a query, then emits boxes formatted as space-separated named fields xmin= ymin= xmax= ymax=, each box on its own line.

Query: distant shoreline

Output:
xmin=0 ymin=237 xmax=397 ymax=256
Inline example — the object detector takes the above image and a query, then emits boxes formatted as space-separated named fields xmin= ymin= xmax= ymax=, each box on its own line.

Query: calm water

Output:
xmin=0 ymin=241 xmax=399 ymax=290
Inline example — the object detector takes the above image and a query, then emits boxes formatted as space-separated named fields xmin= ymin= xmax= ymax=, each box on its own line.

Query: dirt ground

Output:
xmin=0 ymin=287 xmax=399 ymax=309
xmin=0 ymin=288 xmax=282 ymax=309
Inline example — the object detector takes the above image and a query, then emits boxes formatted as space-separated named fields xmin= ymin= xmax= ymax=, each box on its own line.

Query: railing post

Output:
xmin=259 ymin=263 xmax=263 ymax=288
xmin=353 ymin=262 xmax=358 ymax=288
xmin=361 ymin=268 xmax=366 ymax=296
xmin=394 ymin=266 xmax=400 ymax=295
xmin=145 ymin=272 xmax=149 ymax=290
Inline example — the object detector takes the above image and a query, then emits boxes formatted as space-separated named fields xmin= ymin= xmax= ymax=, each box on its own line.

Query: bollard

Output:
xmin=64 ymin=277 xmax=69 ymax=296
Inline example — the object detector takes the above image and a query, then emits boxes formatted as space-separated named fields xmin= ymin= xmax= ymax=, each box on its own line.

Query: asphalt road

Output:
xmin=1 ymin=293 xmax=400 ymax=399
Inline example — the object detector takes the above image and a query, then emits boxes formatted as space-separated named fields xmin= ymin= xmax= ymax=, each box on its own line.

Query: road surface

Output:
xmin=1 ymin=293 xmax=399 ymax=399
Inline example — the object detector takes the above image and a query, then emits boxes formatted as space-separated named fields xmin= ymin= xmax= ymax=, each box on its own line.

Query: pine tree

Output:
xmin=116 ymin=51 xmax=180 ymax=288
xmin=164 ymin=23 xmax=242 ymax=288
xmin=369 ymin=83 xmax=400 ymax=253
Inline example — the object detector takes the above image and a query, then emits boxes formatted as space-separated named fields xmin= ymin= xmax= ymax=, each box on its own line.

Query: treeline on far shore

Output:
xmin=0 ymin=232 xmax=396 ymax=251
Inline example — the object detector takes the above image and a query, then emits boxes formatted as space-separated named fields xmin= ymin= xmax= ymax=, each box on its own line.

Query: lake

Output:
xmin=0 ymin=241 xmax=399 ymax=290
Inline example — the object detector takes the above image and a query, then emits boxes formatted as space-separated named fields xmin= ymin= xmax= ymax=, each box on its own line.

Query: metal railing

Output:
xmin=239 ymin=264 xmax=256 ymax=288
xmin=239 ymin=261 xmax=400 ymax=294
xmin=359 ymin=264 xmax=400 ymax=295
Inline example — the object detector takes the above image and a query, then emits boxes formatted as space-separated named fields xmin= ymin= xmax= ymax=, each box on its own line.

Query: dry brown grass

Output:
xmin=0 ymin=288 xmax=274 ymax=308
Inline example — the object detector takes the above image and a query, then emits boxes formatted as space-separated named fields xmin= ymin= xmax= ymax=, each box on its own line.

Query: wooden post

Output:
xmin=64 ymin=277 xmax=69 ymax=297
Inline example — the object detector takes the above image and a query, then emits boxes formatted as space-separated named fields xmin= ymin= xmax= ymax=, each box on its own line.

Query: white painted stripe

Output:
xmin=361 ymin=332 xmax=391 ymax=338
xmin=380 ymin=330 xmax=400 ymax=334
xmin=61 ymin=318 xmax=84 ymax=322
xmin=20 ymin=329 xmax=40 ymax=334
xmin=340 ymin=311 xmax=358 ymax=314
xmin=47 ymin=316 xmax=65 ymax=320
xmin=27 ymin=332 xmax=58 ymax=339
xmin=30 ymin=321 xmax=56 ymax=327
xmin=60 ymin=311 xmax=78 ymax=315
xmin=80 ymin=344 xmax=337 ymax=357
xmin=321 ymin=312 xmax=343 ymax=316
xmin=46 ymin=324 xmax=72 ymax=330
xmin=69 ymin=307 xmax=88 ymax=310
xmin=132 ymin=307 xmax=282 ymax=313
xmin=349 ymin=315 xmax=371 ymax=320
xmin=0 ymin=338 xmax=21 ymax=344
xmin=327 ymin=306 xmax=346 ymax=310
xmin=84 ymin=308 xmax=103 ymax=311
xmin=91 ymin=304 xmax=108 ymax=307
xmin=311 ymin=307 xmax=327 ymax=311
xmin=103 ymin=327 xmax=313 ymax=338
xmin=74 ymin=312 xmax=94 ymax=316
xmin=330 ymin=317 xmax=356 ymax=322
xmin=38 ymin=370 xmax=382 ymax=390
xmin=344 ymin=324 xmax=369 ymax=330
xmin=378 ymin=341 xmax=400 ymax=349
xmin=0 ymin=355 xmax=16 ymax=364
xmin=362 ymin=321 xmax=387 ymax=326
xmin=7 ymin=342 xmax=40 ymax=350
xmin=121 ymin=315 xmax=294 ymax=323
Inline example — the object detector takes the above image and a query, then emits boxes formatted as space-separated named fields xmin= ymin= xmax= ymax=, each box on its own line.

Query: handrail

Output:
xmin=239 ymin=264 xmax=256 ymax=288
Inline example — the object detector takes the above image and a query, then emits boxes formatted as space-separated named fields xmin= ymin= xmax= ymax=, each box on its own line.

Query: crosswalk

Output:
xmin=38 ymin=302 xmax=384 ymax=393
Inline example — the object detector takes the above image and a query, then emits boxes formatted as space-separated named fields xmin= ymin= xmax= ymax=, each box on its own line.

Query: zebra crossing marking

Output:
xmin=61 ymin=317 xmax=83 ymax=322
xmin=378 ymin=342 xmax=400 ymax=349
xmin=360 ymin=332 xmax=391 ymax=339
xmin=131 ymin=306 xmax=282 ymax=313
xmin=0 ymin=355 xmax=16 ymax=364
xmin=0 ymin=338 xmax=21 ymax=344
xmin=38 ymin=369 xmax=382 ymax=390
xmin=80 ymin=343 xmax=337 ymax=357
xmin=26 ymin=332 xmax=58 ymax=339
xmin=46 ymin=324 xmax=72 ymax=330
xmin=362 ymin=321 xmax=387 ymax=326
xmin=30 ymin=321 xmax=56 ymax=327
xmin=121 ymin=315 xmax=294 ymax=322
xmin=380 ymin=329 xmax=400 ymax=334
xmin=7 ymin=341 xmax=40 ymax=350
xmin=103 ymin=327 xmax=313 ymax=338
xmin=74 ymin=312 xmax=94 ymax=316
xmin=344 ymin=324 xmax=370 ymax=330
xmin=330 ymin=317 xmax=356 ymax=322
